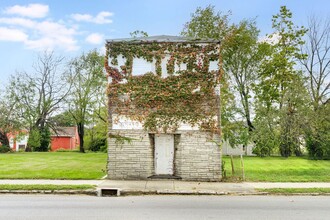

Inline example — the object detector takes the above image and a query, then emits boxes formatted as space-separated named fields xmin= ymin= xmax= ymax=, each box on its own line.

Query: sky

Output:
xmin=0 ymin=0 xmax=330 ymax=86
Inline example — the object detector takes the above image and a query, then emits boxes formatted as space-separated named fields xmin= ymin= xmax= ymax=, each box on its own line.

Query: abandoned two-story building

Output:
xmin=105 ymin=35 xmax=222 ymax=181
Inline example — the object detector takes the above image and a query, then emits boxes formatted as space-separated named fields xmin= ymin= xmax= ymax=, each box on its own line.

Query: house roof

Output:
xmin=106 ymin=35 xmax=220 ymax=44
xmin=51 ymin=127 xmax=76 ymax=137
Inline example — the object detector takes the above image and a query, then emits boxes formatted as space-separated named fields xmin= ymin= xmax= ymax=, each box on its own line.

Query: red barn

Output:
xmin=50 ymin=127 xmax=79 ymax=151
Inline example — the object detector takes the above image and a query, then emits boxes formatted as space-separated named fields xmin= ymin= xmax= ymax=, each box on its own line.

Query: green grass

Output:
xmin=223 ymin=156 xmax=330 ymax=182
xmin=257 ymin=188 xmax=330 ymax=194
xmin=0 ymin=184 xmax=95 ymax=191
xmin=0 ymin=152 xmax=107 ymax=179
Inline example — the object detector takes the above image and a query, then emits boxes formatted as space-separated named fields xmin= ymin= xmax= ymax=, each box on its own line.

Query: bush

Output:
xmin=27 ymin=127 xmax=50 ymax=152
xmin=0 ymin=145 xmax=11 ymax=153
xmin=306 ymin=134 xmax=330 ymax=160
xmin=39 ymin=127 xmax=50 ymax=152
xmin=89 ymin=138 xmax=106 ymax=152
xmin=305 ymin=105 xmax=330 ymax=160
xmin=27 ymin=128 xmax=41 ymax=151
xmin=100 ymin=145 xmax=108 ymax=153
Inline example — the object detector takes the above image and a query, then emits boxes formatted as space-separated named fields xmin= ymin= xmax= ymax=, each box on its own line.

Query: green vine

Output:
xmin=105 ymin=40 xmax=220 ymax=133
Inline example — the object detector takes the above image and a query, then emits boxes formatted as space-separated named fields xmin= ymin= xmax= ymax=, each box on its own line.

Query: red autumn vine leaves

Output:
xmin=105 ymin=41 xmax=220 ymax=132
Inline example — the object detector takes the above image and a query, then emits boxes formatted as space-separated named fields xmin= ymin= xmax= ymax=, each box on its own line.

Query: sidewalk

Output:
xmin=97 ymin=180 xmax=330 ymax=195
xmin=1 ymin=179 xmax=330 ymax=196
xmin=98 ymin=180 xmax=256 ymax=195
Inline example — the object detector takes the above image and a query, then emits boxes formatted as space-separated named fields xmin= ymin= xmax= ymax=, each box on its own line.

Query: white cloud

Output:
xmin=95 ymin=12 xmax=113 ymax=24
xmin=25 ymin=37 xmax=78 ymax=51
xmin=258 ymin=33 xmax=280 ymax=45
xmin=71 ymin=11 xmax=113 ymax=24
xmin=4 ymin=4 xmax=49 ymax=18
xmin=0 ymin=17 xmax=35 ymax=28
xmin=0 ymin=17 xmax=79 ymax=51
xmin=0 ymin=6 xmax=111 ymax=51
xmin=26 ymin=21 xmax=79 ymax=51
xmin=71 ymin=14 xmax=92 ymax=22
xmin=0 ymin=27 xmax=28 ymax=41
xmin=86 ymin=33 xmax=104 ymax=44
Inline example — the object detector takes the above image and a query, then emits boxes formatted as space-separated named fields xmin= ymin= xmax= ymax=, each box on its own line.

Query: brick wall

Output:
xmin=107 ymin=130 xmax=222 ymax=181
xmin=175 ymin=131 xmax=221 ymax=181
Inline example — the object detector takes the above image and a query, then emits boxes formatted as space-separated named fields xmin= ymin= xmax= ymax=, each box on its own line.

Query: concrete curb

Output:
xmin=1 ymin=189 xmax=330 ymax=197
xmin=108 ymin=190 xmax=281 ymax=196
xmin=97 ymin=188 xmax=268 ymax=197
xmin=0 ymin=189 xmax=97 ymax=196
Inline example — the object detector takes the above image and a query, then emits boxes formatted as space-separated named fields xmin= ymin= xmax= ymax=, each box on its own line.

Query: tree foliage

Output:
xmin=7 ymin=51 xmax=69 ymax=151
xmin=222 ymin=19 xmax=270 ymax=135
xmin=300 ymin=16 xmax=330 ymax=108
xmin=0 ymin=96 xmax=22 ymax=147
xmin=181 ymin=5 xmax=236 ymax=146
xmin=181 ymin=5 xmax=231 ymax=40
xmin=66 ymin=50 xmax=105 ymax=153
xmin=305 ymin=103 xmax=330 ymax=159
xmin=300 ymin=16 xmax=330 ymax=159
xmin=253 ymin=6 xmax=308 ymax=157
xmin=85 ymin=107 xmax=108 ymax=152
xmin=50 ymin=111 xmax=76 ymax=127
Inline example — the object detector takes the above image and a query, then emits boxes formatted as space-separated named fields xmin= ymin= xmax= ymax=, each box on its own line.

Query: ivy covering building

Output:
xmin=105 ymin=35 xmax=222 ymax=181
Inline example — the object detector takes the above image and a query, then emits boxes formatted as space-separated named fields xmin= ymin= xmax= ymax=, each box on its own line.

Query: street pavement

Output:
xmin=2 ymin=195 xmax=330 ymax=220
xmin=1 ymin=179 xmax=330 ymax=195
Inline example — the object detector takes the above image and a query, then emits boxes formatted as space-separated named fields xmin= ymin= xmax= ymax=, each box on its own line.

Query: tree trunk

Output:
xmin=77 ymin=123 xmax=85 ymax=153
xmin=247 ymin=118 xmax=255 ymax=132
xmin=0 ymin=131 xmax=10 ymax=147
xmin=241 ymin=90 xmax=255 ymax=132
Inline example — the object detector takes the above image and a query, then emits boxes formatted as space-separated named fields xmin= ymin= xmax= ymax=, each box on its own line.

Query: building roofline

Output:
xmin=106 ymin=35 xmax=220 ymax=44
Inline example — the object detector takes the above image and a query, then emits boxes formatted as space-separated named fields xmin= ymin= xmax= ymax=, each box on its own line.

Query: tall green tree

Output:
xmin=300 ymin=16 xmax=330 ymax=108
xmin=300 ymin=16 xmax=330 ymax=159
xmin=66 ymin=50 xmax=105 ymax=153
xmin=181 ymin=5 xmax=240 ymax=147
xmin=222 ymin=20 xmax=270 ymax=133
xmin=8 ymin=51 xmax=69 ymax=151
xmin=254 ymin=6 xmax=308 ymax=157
xmin=181 ymin=5 xmax=272 ymax=149
xmin=181 ymin=5 xmax=231 ymax=40
xmin=0 ymin=97 xmax=21 ymax=147
xmin=85 ymin=106 xmax=108 ymax=152
xmin=50 ymin=111 xmax=76 ymax=127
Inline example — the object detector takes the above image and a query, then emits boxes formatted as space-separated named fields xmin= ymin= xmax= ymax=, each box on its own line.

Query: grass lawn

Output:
xmin=0 ymin=152 xmax=107 ymax=179
xmin=223 ymin=156 xmax=330 ymax=182
xmin=0 ymin=184 xmax=95 ymax=191
xmin=257 ymin=188 xmax=330 ymax=194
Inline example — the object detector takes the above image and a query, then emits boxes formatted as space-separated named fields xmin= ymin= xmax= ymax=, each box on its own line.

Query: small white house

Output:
xmin=222 ymin=141 xmax=255 ymax=156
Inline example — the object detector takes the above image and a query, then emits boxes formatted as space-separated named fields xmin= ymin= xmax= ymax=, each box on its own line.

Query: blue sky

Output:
xmin=0 ymin=0 xmax=330 ymax=85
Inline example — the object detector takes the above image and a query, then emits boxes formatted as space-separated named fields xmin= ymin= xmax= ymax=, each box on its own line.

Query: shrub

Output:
xmin=39 ymin=127 xmax=50 ymax=152
xmin=100 ymin=145 xmax=108 ymax=153
xmin=27 ymin=128 xmax=41 ymax=151
xmin=0 ymin=145 xmax=11 ymax=153
xmin=27 ymin=127 xmax=50 ymax=152
xmin=89 ymin=138 xmax=106 ymax=152
xmin=305 ymin=105 xmax=330 ymax=160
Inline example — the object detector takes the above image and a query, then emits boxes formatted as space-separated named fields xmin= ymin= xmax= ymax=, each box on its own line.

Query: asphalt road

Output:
xmin=1 ymin=195 xmax=329 ymax=220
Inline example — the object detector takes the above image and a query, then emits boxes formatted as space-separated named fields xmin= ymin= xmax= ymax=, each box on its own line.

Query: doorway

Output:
xmin=154 ymin=134 xmax=174 ymax=175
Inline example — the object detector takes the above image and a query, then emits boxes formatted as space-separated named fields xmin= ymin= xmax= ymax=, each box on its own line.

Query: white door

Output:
xmin=154 ymin=134 xmax=174 ymax=175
